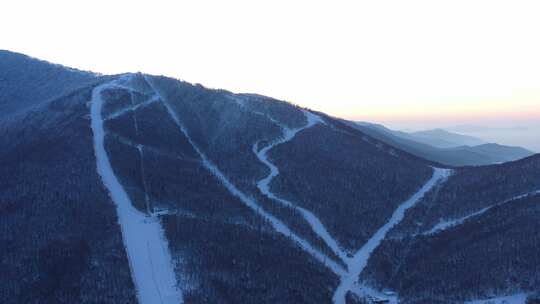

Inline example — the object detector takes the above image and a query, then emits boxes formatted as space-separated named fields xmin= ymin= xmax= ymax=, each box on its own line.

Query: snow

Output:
xmin=465 ymin=293 xmax=528 ymax=304
xmin=90 ymin=73 xmax=535 ymax=303
xmin=137 ymin=145 xmax=153 ymax=214
xmin=253 ymin=110 xmax=349 ymax=263
xmin=142 ymin=76 xmax=453 ymax=302
xmin=110 ymin=132 xmax=199 ymax=164
xmin=226 ymin=94 xmax=283 ymax=125
xmin=144 ymin=76 xmax=347 ymax=277
xmin=104 ymin=94 xmax=159 ymax=121
xmin=350 ymin=284 xmax=399 ymax=304
xmin=91 ymin=80 xmax=183 ymax=304
xmin=332 ymin=168 xmax=452 ymax=304
xmin=226 ymin=94 xmax=246 ymax=107
xmin=425 ymin=207 xmax=490 ymax=235
xmin=110 ymin=81 xmax=149 ymax=95
xmin=426 ymin=189 xmax=540 ymax=235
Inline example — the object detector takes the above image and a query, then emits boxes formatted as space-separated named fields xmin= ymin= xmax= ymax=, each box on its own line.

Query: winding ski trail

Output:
xmin=146 ymin=77 xmax=451 ymax=302
xmin=249 ymin=106 xmax=453 ymax=303
xmin=144 ymin=76 xmax=347 ymax=277
xmin=91 ymin=80 xmax=183 ymax=304
xmin=108 ymin=74 xmax=455 ymax=303
xmin=333 ymin=168 xmax=451 ymax=304
xmin=253 ymin=111 xmax=351 ymax=263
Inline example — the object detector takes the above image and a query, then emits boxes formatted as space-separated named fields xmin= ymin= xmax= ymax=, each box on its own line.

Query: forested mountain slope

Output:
xmin=363 ymin=154 xmax=540 ymax=303
xmin=0 ymin=76 xmax=137 ymax=303
xmin=0 ymin=50 xmax=97 ymax=120
xmin=1 ymin=51 xmax=539 ymax=304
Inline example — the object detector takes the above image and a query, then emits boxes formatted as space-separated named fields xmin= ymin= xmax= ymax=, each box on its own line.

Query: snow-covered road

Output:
xmin=91 ymin=80 xmax=183 ymax=304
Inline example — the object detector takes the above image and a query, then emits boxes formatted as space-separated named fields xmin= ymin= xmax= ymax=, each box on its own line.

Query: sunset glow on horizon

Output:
xmin=338 ymin=94 xmax=540 ymax=126
xmin=2 ymin=0 xmax=539 ymax=149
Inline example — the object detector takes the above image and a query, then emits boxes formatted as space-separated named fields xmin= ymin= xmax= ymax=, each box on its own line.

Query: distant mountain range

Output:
xmin=351 ymin=121 xmax=534 ymax=166
xmin=406 ymin=128 xmax=485 ymax=148
xmin=1 ymin=50 xmax=539 ymax=304
xmin=448 ymin=124 xmax=529 ymax=133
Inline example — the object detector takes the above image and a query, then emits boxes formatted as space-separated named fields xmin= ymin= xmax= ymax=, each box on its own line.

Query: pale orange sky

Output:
xmin=2 ymin=0 xmax=539 ymax=149
xmin=341 ymin=92 xmax=540 ymax=126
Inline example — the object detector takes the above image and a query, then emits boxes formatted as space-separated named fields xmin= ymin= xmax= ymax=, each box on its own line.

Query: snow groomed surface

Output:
xmin=91 ymin=80 xmax=183 ymax=304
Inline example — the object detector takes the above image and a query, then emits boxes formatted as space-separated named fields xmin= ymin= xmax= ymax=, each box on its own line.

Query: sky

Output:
xmin=2 ymin=0 xmax=539 ymax=150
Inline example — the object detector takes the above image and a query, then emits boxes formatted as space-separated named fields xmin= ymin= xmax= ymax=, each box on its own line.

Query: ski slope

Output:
xmin=426 ymin=189 xmax=540 ymax=235
xmin=104 ymin=94 xmax=159 ymax=121
xmin=145 ymin=75 xmax=453 ymax=303
xmin=333 ymin=168 xmax=451 ymax=304
xmin=144 ymin=76 xmax=347 ymax=277
xmin=91 ymin=80 xmax=183 ymax=304
xmin=107 ymin=74 xmax=458 ymax=303
xmin=253 ymin=111 xmax=350 ymax=263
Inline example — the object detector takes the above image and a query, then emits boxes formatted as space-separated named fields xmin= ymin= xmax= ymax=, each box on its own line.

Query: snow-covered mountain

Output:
xmin=0 ymin=50 xmax=97 ymax=120
xmin=1 ymin=51 xmax=539 ymax=304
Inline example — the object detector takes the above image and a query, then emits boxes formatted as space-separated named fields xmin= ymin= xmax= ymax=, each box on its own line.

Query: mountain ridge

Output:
xmin=1 ymin=50 xmax=539 ymax=304
xmin=409 ymin=128 xmax=485 ymax=148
